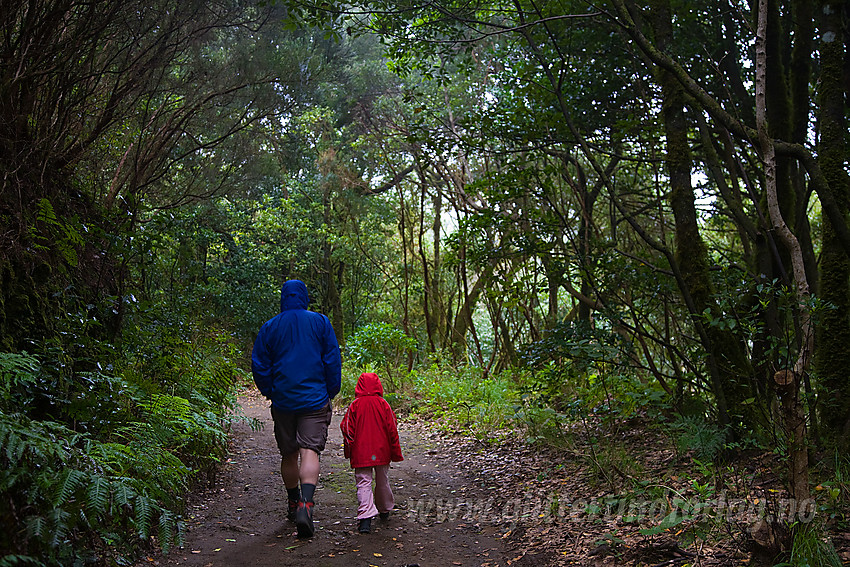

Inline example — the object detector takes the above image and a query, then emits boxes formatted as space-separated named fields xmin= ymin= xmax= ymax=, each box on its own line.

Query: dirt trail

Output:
xmin=148 ymin=388 xmax=512 ymax=567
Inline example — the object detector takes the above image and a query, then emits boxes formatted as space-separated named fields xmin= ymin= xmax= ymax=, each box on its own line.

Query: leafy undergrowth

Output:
xmin=345 ymin=363 xmax=850 ymax=566
xmin=407 ymin=410 xmax=850 ymax=566
xmin=0 ymin=321 xmax=248 ymax=566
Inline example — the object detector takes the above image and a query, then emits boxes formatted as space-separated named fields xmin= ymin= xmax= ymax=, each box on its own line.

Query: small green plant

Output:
xmin=513 ymin=399 xmax=570 ymax=446
xmin=667 ymin=414 xmax=726 ymax=461
xmin=582 ymin=438 xmax=644 ymax=493
xmin=782 ymin=523 xmax=843 ymax=567
xmin=409 ymin=363 xmax=518 ymax=439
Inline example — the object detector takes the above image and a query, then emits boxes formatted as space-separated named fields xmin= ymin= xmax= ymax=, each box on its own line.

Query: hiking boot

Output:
xmin=358 ymin=517 xmax=371 ymax=534
xmin=295 ymin=501 xmax=314 ymax=538
xmin=287 ymin=499 xmax=298 ymax=522
xmin=379 ymin=511 xmax=390 ymax=521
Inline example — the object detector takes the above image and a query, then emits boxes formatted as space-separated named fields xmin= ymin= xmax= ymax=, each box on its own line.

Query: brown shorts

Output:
xmin=271 ymin=401 xmax=332 ymax=456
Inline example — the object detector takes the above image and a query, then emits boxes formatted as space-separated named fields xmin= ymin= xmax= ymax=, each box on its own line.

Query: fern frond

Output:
xmin=52 ymin=468 xmax=87 ymax=506
xmin=158 ymin=510 xmax=175 ymax=553
xmin=134 ymin=495 xmax=153 ymax=539
xmin=142 ymin=394 xmax=192 ymax=422
xmin=116 ymin=421 xmax=172 ymax=447
xmin=0 ymin=352 xmax=39 ymax=391
xmin=88 ymin=441 xmax=134 ymax=476
xmin=0 ymin=554 xmax=45 ymax=567
xmin=47 ymin=508 xmax=71 ymax=548
xmin=24 ymin=516 xmax=46 ymax=539
xmin=208 ymin=364 xmax=235 ymax=394
xmin=2 ymin=428 xmax=25 ymax=464
xmin=85 ymin=476 xmax=110 ymax=519
xmin=110 ymin=479 xmax=137 ymax=512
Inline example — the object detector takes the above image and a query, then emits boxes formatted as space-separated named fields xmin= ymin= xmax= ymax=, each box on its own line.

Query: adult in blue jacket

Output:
xmin=252 ymin=279 xmax=342 ymax=538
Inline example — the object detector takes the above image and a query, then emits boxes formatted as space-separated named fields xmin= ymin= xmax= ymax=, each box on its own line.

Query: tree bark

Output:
xmin=647 ymin=0 xmax=754 ymax=429
xmin=814 ymin=0 xmax=850 ymax=446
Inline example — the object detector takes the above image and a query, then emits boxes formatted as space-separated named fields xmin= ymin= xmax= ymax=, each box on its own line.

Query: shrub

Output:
xmin=345 ymin=323 xmax=417 ymax=389
xmin=0 ymin=318 xmax=241 ymax=565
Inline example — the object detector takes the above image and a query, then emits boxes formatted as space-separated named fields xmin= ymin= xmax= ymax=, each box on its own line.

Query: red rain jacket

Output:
xmin=340 ymin=373 xmax=403 ymax=469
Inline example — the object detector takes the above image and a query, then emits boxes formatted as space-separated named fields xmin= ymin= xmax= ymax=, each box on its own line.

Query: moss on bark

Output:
xmin=648 ymin=0 xmax=756 ymax=431
xmin=814 ymin=0 xmax=850 ymax=444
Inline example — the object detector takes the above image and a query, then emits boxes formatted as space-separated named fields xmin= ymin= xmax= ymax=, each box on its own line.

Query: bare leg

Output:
xmin=299 ymin=448 xmax=320 ymax=486
xmin=281 ymin=452 xmax=300 ymax=489
xmin=281 ymin=449 xmax=319 ymax=489
xmin=294 ymin=448 xmax=320 ymax=538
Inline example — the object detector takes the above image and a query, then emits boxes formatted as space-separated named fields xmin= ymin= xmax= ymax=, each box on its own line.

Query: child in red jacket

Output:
xmin=340 ymin=372 xmax=404 ymax=534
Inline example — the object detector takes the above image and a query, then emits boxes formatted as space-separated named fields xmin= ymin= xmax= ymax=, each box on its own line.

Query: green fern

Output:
xmin=134 ymin=495 xmax=153 ymax=539
xmin=1 ymin=426 xmax=25 ymax=463
xmin=111 ymin=479 xmax=137 ymax=510
xmin=0 ymin=330 xmax=236 ymax=563
xmin=0 ymin=353 xmax=39 ymax=406
xmin=158 ymin=510 xmax=178 ymax=553
xmin=46 ymin=508 xmax=71 ymax=548
xmin=24 ymin=515 xmax=46 ymax=540
xmin=52 ymin=468 xmax=87 ymax=506
xmin=0 ymin=555 xmax=45 ymax=567
xmin=86 ymin=476 xmax=111 ymax=519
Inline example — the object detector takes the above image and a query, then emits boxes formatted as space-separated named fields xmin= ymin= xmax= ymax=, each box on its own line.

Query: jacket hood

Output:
xmin=280 ymin=280 xmax=309 ymax=311
xmin=355 ymin=372 xmax=384 ymax=397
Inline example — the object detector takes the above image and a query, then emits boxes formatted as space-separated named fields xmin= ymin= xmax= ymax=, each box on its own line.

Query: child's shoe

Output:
xmin=287 ymin=499 xmax=298 ymax=522
xmin=358 ymin=517 xmax=371 ymax=534
xmin=379 ymin=511 xmax=390 ymax=521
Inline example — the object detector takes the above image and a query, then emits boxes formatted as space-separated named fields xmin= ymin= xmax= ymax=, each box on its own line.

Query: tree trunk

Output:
xmin=418 ymin=181 xmax=437 ymax=353
xmin=647 ymin=0 xmax=754 ymax=429
xmin=323 ymin=192 xmax=344 ymax=345
xmin=814 ymin=0 xmax=850 ymax=447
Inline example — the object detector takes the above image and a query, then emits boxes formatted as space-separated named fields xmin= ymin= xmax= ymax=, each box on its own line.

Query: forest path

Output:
xmin=147 ymin=387 xmax=526 ymax=567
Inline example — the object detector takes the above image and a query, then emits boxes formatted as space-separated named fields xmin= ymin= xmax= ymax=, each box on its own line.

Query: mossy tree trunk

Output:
xmin=749 ymin=0 xmax=819 ymax=418
xmin=814 ymin=0 xmax=850 ymax=447
xmin=647 ymin=0 xmax=755 ymax=431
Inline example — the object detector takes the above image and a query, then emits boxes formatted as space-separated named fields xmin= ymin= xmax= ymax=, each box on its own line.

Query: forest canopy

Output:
xmin=1 ymin=0 xmax=849 ymax=564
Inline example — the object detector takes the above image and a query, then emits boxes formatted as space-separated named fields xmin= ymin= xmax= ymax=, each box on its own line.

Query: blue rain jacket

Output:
xmin=251 ymin=280 xmax=342 ymax=412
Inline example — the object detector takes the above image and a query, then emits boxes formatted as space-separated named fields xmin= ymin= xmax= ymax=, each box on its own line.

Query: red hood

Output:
xmin=355 ymin=372 xmax=384 ymax=397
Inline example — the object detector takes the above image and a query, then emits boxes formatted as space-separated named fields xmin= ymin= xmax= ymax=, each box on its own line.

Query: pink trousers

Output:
xmin=354 ymin=465 xmax=394 ymax=519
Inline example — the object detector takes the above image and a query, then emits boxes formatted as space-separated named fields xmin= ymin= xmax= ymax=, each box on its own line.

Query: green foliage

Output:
xmin=512 ymin=402 xmax=571 ymax=446
xmin=0 ymin=410 xmax=185 ymax=565
xmin=410 ymin=362 xmax=519 ymax=438
xmin=666 ymin=414 xmax=726 ymax=462
xmin=0 ymin=309 xmax=240 ymax=564
xmin=521 ymin=320 xmax=635 ymax=410
xmin=783 ymin=523 xmax=843 ymax=567
xmin=346 ymin=323 xmax=418 ymax=388
xmin=28 ymin=199 xmax=84 ymax=269
xmin=811 ymin=452 xmax=850 ymax=528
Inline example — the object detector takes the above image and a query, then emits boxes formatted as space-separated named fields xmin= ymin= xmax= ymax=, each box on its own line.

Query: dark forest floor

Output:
xmin=137 ymin=388 xmax=850 ymax=567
